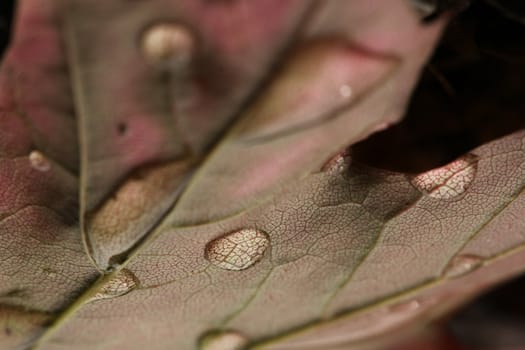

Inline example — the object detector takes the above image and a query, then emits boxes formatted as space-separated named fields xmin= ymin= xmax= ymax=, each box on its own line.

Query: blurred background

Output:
xmin=1 ymin=1 xmax=524 ymax=349
xmin=0 ymin=0 xmax=13 ymax=57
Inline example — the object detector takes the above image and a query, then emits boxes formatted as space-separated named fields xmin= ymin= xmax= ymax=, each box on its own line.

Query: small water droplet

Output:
xmin=411 ymin=154 xmax=477 ymax=199
xmin=200 ymin=330 xmax=248 ymax=350
xmin=339 ymin=84 xmax=352 ymax=99
xmin=205 ymin=229 xmax=269 ymax=271
xmin=29 ymin=151 xmax=50 ymax=172
xmin=388 ymin=299 xmax=420 ymax=314
xmin=321 ymin=150 xmax=351 ymax=174
xmin=409 ymin=0 xmax=438 ymax=19
xmin=442 ymin=254 xmax=483 ymax=279
xmin=141 ymin=23 xmax=195 ymax=68
xmin=89 ymin=269 xmax=138 ymax=302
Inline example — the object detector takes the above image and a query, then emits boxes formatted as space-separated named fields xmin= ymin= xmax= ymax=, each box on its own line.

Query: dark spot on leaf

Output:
xmin=117 ymin=122 xmax=128 ymax=136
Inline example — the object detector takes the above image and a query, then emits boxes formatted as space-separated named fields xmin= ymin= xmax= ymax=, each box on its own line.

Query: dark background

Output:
xmin=0 ymin=0 xmax=13 ymax=58
xmin=0 ymin=1 xmax=524 ymax=349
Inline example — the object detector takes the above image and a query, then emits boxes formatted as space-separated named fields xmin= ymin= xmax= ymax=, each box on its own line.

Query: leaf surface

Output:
xmin=0 ymin=3 xmax=100 ymax=349
xmin=63 ymin=0 xmax=313 ymax=268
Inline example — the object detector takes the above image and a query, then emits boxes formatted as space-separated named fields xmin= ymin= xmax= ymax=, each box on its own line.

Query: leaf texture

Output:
xmin=63 ymin=0 xmax=313 ymax=269
xmin=34 ymin=130 xmax=525 ymax=350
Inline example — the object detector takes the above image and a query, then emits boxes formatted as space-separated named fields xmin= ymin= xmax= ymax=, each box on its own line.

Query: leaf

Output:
xmin=63 ymin=0 xmax=313 ymax=269
xmin=2 ymin=1 xmax=525 ymax=350
xmin=0 ymin=3 xmax=98 ymax=346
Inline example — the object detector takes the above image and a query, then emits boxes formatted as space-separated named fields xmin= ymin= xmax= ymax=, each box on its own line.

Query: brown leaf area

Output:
xmin=1 ymin=1 xmax=525 ymax=350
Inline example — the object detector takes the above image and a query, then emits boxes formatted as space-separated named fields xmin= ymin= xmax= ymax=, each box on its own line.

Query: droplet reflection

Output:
xmin=205 ymin=229 xmax=269 ymax=271
xmin=442 ymin=254 xmax=483 ymax=279
xmin=29 ymin=151 xmax=50 ymax=172
xmin=411 ymin=154 xmax=477 ymax=199
xmin=89 ymin=269 xmax=139 ymax=302
xmin=141 ymin=23 xmax=195 ymax=68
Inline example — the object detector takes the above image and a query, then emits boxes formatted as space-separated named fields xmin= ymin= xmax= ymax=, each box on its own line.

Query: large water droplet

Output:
xmin=205 ymin=229 xmax=270 ymax=271
xmin=141 ymin=23 xmax=195 ymax=68
xmin=200 ymin=330 xmax=248 ymax=350
xmin=411 ymin=154 xmax=477 ymax=199
xmin=442 ymin=254 xmax=483 ymax=279
xmin=29 ymin=151 xmax=50 ymax=172
xmin=89 ymin=269 xmax=138 ymax=302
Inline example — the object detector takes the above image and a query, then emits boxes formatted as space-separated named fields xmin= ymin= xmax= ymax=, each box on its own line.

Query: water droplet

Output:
xmin=339 ymin=84 xmax=352 ymax=99
xmin=388 ymin=299 xmax=420 ymax=313
xmin=89 ymin=269 xmax=138 ymax=302
xmin=442 ymin=254 xmax=483 ymax=279
xmin=29 ymin=151 xmax=50 ymax=172
xmin=141 ymin=23 xmax=195 ymax=67
xmin=205 ymin=229 xmax=269 ymax=271
xmin=411 ymin=154 xmax=477 ymax=199
xmin=321 ymin=150 xmax=351 ymax=174
xmin=200 ymin=330 xmax=248 ymax=350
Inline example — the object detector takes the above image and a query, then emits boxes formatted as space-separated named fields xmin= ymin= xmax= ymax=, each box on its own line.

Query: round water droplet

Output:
xmin=411 ymin=154 xmax=477 ymax=199
xmin=29 ymin=151 xmax=50 ymax=172
xmin=141 ymin=23 xmax=195 ymax=67
xmin=205 ymin=229 xmax=270 ymax=271
xmin=321 ymin=150 xmax=351 ymax=174
xmin=442 ymin=254 xmax=483 ymax=279
xmin=200 ymin=330 xmax=248 ymax=350
xmin=339 ymin=84 xmax=352 ymax=99
xmin=89 ymin=269 xmax=138 ymax=302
